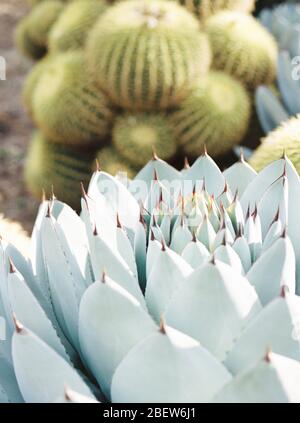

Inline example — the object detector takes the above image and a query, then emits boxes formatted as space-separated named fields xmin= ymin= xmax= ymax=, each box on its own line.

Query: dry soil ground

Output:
xmin=0 ymin=0 xmax=38 ymax=235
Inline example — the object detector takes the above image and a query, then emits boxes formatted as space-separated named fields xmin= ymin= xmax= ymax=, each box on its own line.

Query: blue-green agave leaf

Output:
xmin=145 ymin=246 xmax=192 ymax=321
xmin=12 ymin=325 xmax=95 ymax=403
xmin=165 ymin=262 xmax=262 ymax=360
xmin=247 ymin=236 xmax=295 ymax=305
xmin=225 ymin=291 xmax=300 ymax=374
xmin=79 ymin=276 xmax=157 ymax=399
xmin=214 ymin=353 xmax=300 ymax=403
xmin=111 ymin=326 xmax=232 ymax=403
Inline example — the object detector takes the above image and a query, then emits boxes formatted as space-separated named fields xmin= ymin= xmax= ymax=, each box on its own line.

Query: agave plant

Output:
xmin=256 ymin=2 xmax=300 ymax=133
xmin=260 ymin=1 xmax=300 ymax=58
xmin=2 ymin=152 xmax=300 ymax=403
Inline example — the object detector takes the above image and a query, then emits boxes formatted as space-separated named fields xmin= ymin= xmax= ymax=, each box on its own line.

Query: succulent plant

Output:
xmin=205 ymin=11 xmax=278 ymax=89
xmin=48 ymin=0 xmax=107 ymax=53
xmin=249 ymin=115 xmax=300 ymax=174
xmin=87 ymin=0 xmax=211 ymax=111
xmin=96 ymin=146 xmax=138 ymax=179
xmin=169 ymin=71 xmax=251 ymax=158
xmin=24 ymin=131 xmax=95 ymax=211
xmin=22 ymin=56 xmax=51 ymax=114
xmin=255 ymin=52 xmax=296 ymax=134
xmin=255 ymin=0 xmax=286 ymax=15
xmin=2 ymin=151 xmax=300 ymax=402
xmin=112 ymin=113 xmax=177 ymax=167
xmin=15 ymin=16 xmax=47 ymax=60
xmin=15 ymin=0 xmax=64 ymax=60
xmin=259 ymin=1 xmax=300 ymax=58
xmin=31 ymin=51 xmax=113 ymax=145
xmin=176 ymin=0 xmax=255 ymax=19
xmin=255 ymin=1 xmax=300 ymax=134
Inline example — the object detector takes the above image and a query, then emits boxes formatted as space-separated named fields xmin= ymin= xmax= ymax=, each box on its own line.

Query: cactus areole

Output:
xmin=2 ymin=152 xmax=300 ymax=403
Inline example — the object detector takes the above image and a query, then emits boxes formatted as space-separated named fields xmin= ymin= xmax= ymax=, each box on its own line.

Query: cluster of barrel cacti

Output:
xmin=17 ymin=0 xmax=278 ymax=209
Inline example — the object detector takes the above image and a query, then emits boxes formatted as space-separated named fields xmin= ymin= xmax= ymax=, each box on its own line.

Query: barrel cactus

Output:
xmin=16 ymin=0 xmax=285 ymax=207
xmin=87 ymin=0 xmax=211 ymax=110
xmin=170 ymin=71 xmax=251 ymax=157
xmin=176 ymin=0 xmax=255 ymax=19
xmin=24 ymin=131 xmax=95 ymax=211
xmin=250 ymin=115 xmax=300 ymax=174
xmin=2 ymin=152 xmax=300 ymax=402
xmin=15 ymin=17 xmax=47 ymax=61
xmin=112 ymin=113 xmax=177 ymax=167
xmin=31 ymin=52 xmax=113 ymax=145
xmin=97 ymin=146 xmax=138 ymax=179
xmin=205 ymin=11 xmax=278 ymax=89
xmin=22 ymin=56 xmax=52 ymax=114
xmin=15 ymin=0 xmax=64 ymax=60
xmin=48 ymin=0 xmax=108 ymax=53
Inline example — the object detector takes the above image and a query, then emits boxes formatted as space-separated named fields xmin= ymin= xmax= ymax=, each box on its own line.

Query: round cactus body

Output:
xmin=97 ymin=146 xmax=138 ymax=179
xmin=205 ymin=11 xmax=278 ymax=89
xmin=16 ymin=1 xmax=64 ymax=59
xmin=22 ymin=56 xmax=52 ymax=114
xmin=27 ymin=0 xmax=66 ymax=6
xmin=15 ymin=17 xmax=47 ymax=60
xmin=31 ymin=52 xmax=114 ymax=146
xmin=250 ymin=116 xmax=300 ymax=174
xmin=49 ymin=0 xmax=107 ymax=53
xmin=170 ymin=71 xmax=251 ymax=157
xmin=87 ymin=0 xmax=211 ymax=111
xmin=176 ymin=0 xmax=255 ymax=19
xmin=25 ymin=131 xmax=95 ymax=210
xmin=112 ymin=113 xmax=177 ymax=167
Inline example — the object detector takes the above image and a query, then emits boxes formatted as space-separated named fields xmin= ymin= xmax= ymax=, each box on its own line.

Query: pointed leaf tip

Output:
xmin=246 ymin=205 xmax=250 ymax=221
xmin=150 ymin=229 xmax=155 ymax=241
xmin=282 ymin=149 xmax=287 ymax=160
xmin=80 ymin=182 xmax=87 ymax=199
xmin=272 ymin=207 xmax=280 ymax=224
xmin=9 ymin=257 xmax=16 ymax=274
xmin=281 ymin=227 xmax=287 ymax=239
xmin=116 ymin=213 xmax=122 ymax=229
xmin=95 ymin=158 xmax=101 ymax=172
xmin=64 ymin=386 xmax=72 ymax=402
xmin=236 ymin=223 xmax=243 ymax=240
xmin=152 ymin=147 xmax=159 ymax=161
xmin=13 ymin=313 xmax=24 ymax=334
xmin=264 ymin=347 xmax=272 ymax=363
xmin=222 ymin=182 xmax=228 ymax=194
xmin=159 ymin=317 xmax=166 ymax=335
xmin=184 ymin=157 xmax=190 ymax=169
xmin=251 ymin=204 xmax=258 ymax=220
xmin=280 ymin=285 xmax=289 ymax=298
xmin=51 ymin=185 xmax=56 ymax=201
xmin=93 ymin=225 xmax=98 ymax=236
xmin=192 ymin=231 xmax=197 ymax=243
xmin=222 ymin=233 xmax=227 ymax=246
xmin=46 ymin=203 xmax=51 ymax=218
xmin=239 ymin=148 xmax=245 ymax=163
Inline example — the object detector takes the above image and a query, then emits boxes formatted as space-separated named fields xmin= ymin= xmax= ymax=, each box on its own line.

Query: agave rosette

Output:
xmin=2 ymin=152 xmax=300 ymax=403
